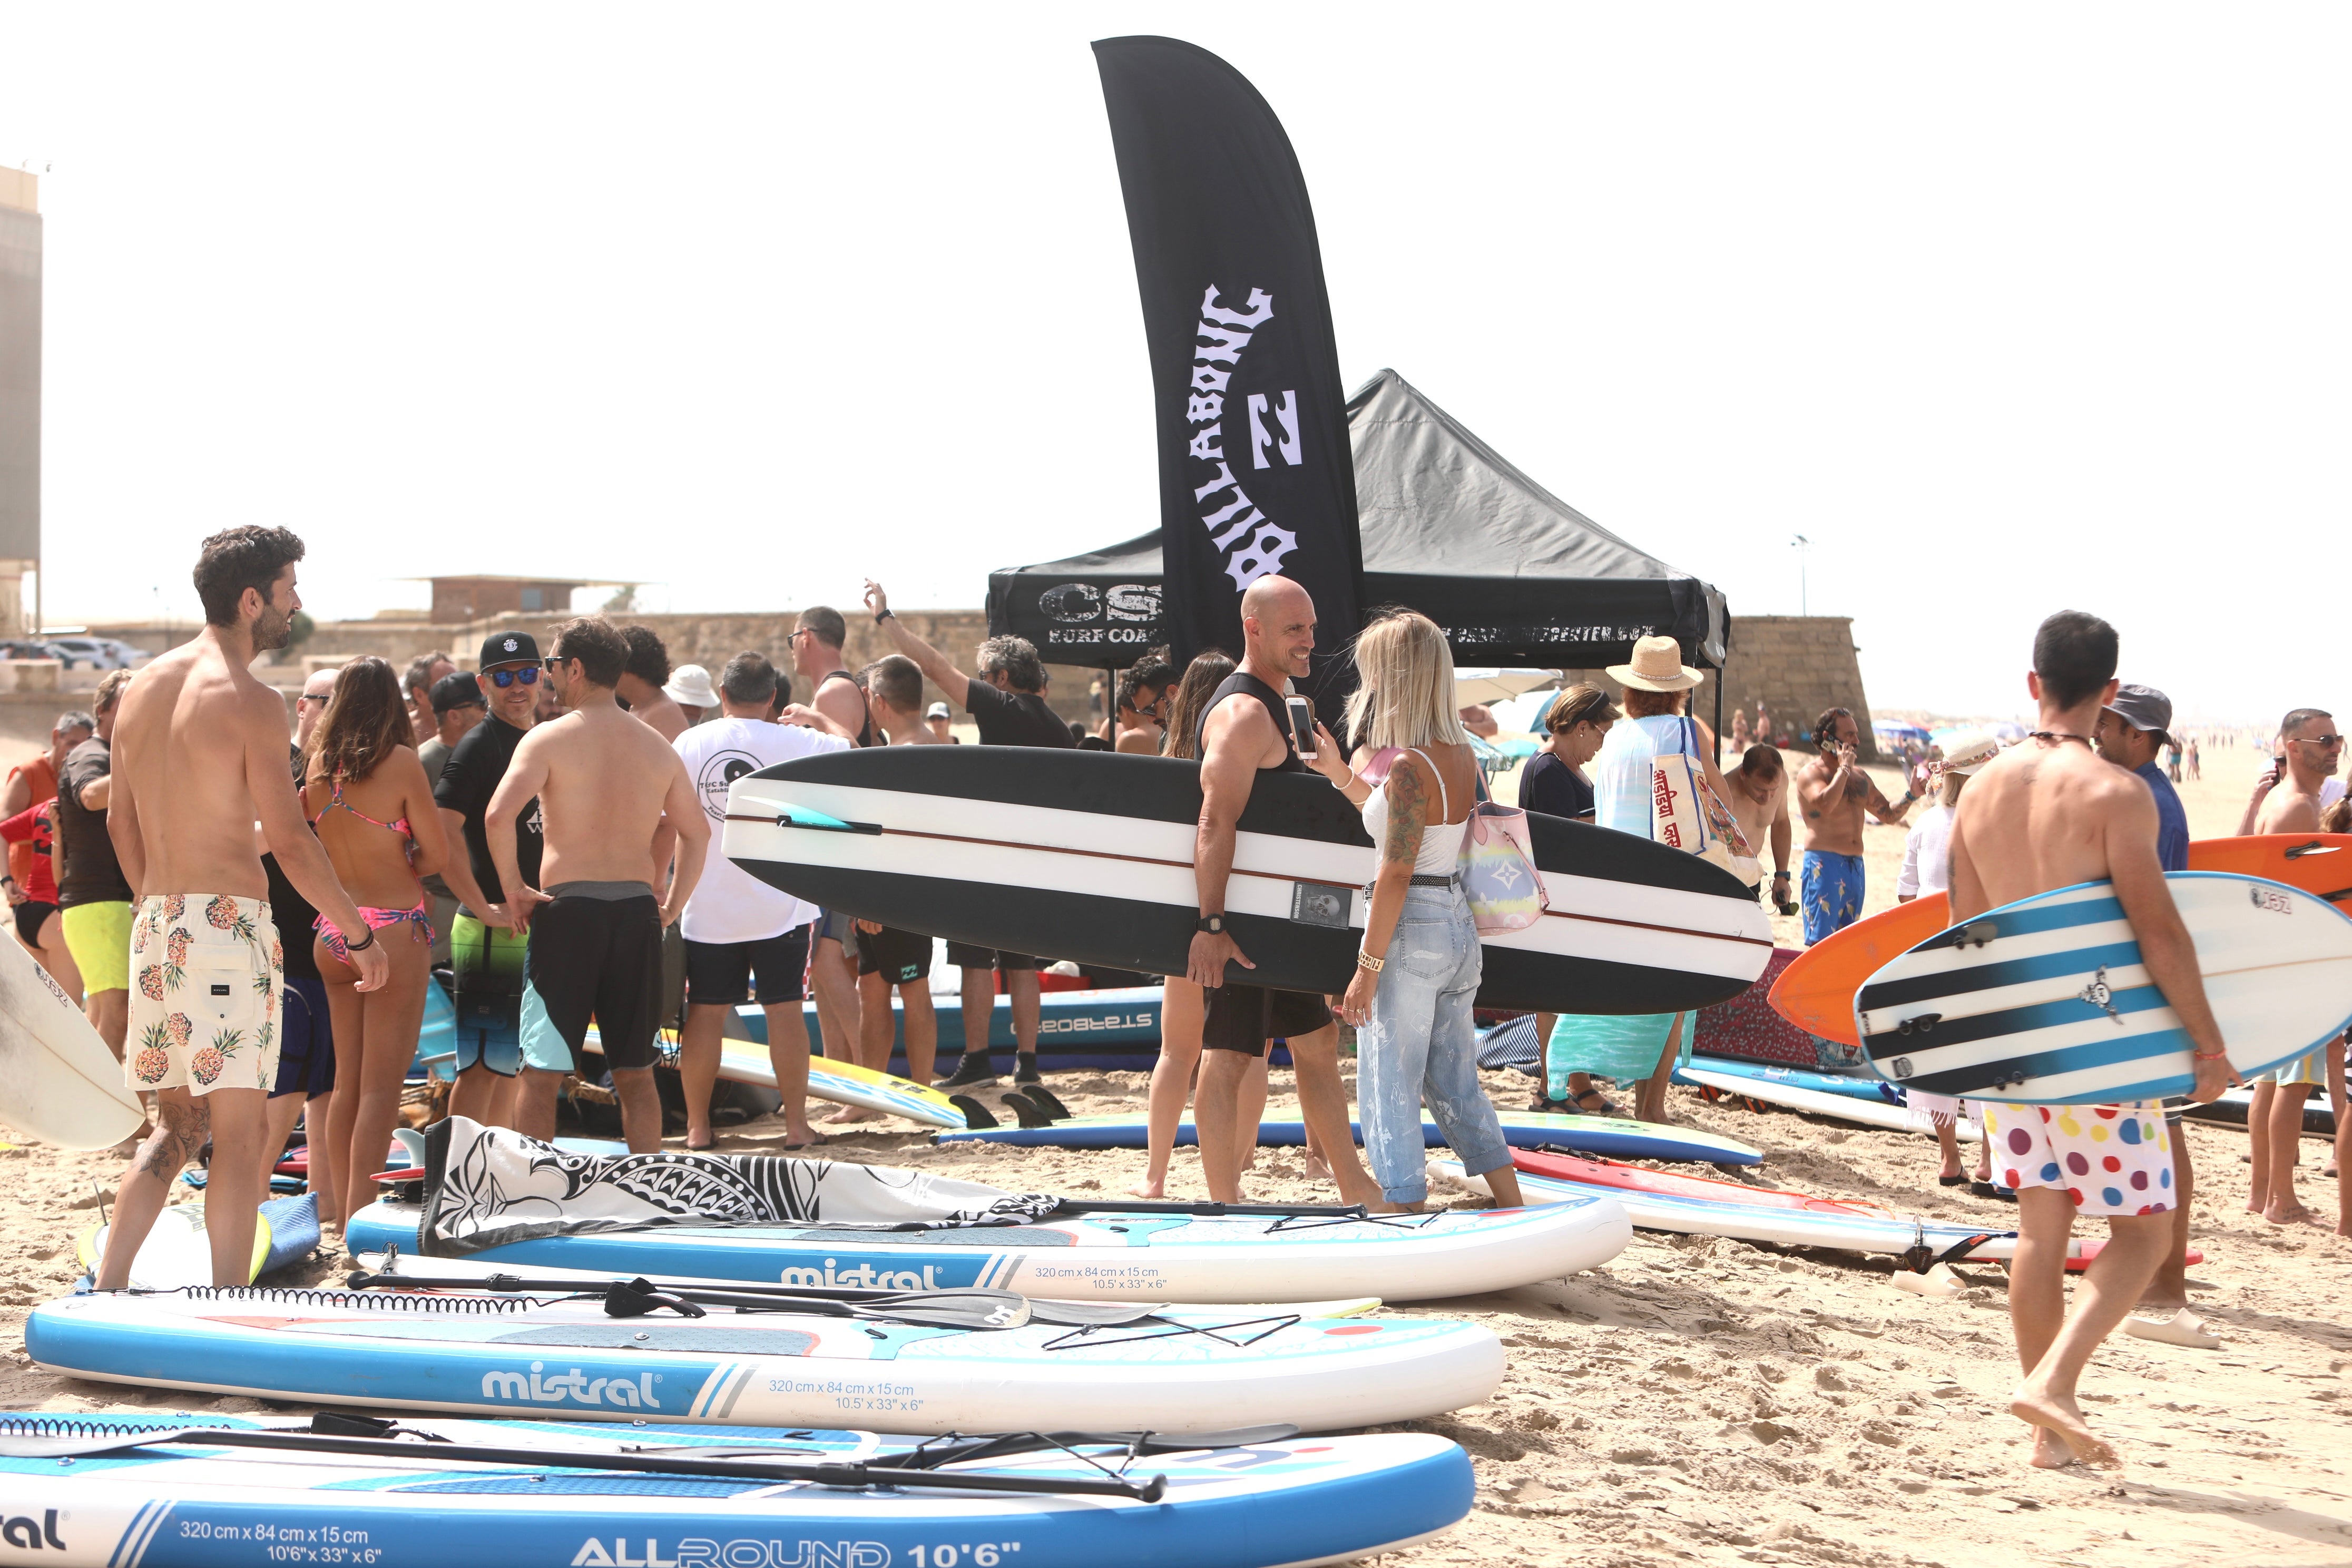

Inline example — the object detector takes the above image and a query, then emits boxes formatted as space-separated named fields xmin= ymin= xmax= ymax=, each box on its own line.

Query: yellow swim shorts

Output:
xmin=60 ymin=900 xmax=133 ymax=995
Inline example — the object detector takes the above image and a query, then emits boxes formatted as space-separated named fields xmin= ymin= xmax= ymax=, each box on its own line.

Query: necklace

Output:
xmin=2029 ymin=731 xmax=2093 ymax=746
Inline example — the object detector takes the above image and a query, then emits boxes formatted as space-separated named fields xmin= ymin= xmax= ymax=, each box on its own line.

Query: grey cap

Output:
xmin=2103 ymin=683 xmax=2172 ymax=744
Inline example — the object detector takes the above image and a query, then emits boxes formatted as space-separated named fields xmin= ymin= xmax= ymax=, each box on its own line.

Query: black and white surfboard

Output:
xmin=723 ymin=748 xmax=1770 ymax=1016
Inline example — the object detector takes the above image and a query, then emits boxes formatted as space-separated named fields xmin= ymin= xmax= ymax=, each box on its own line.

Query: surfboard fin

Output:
xmin=1020 ymin=1084 xmax=1073 ymax=1122
xmin=1004 ymin=1092 xmax=1055 ymax=1130
xmin=948 ymin=1094 xmax=998 ymax=1131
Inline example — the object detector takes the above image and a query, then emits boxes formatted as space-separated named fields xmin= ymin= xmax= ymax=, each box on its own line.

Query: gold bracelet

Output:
xmin=1356 ymin=949 xmax=1384 ymax=973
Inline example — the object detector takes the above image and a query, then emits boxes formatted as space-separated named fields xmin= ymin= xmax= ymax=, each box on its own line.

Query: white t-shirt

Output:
xmin=674 ymin=717 xmax=850 ymax=944
xmin=1897 ymin=803 xmax=1955 ymax=901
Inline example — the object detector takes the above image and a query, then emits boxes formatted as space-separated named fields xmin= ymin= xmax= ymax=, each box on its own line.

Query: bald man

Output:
xmin=1188 ymin=576 xmax=1381 ymax=1207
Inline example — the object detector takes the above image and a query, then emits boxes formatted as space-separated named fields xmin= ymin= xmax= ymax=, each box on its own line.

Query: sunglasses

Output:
xmin=484 ymin=665 xmax=542 ymax=688
xmin=2290 ymin=734 xmax=2344 ymax=749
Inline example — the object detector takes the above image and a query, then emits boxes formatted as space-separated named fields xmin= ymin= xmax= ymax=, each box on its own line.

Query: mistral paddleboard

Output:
xmin=1677 ymin=1066 xmax=1982 ymax=1143
xmin=0 ymin=1410 xmax=1475 ymax=1568
xmin=345 ymin=1190 xmax=1632 ymax=1303
xmin=27 ymin=1288 xmax=1500 ymax=1436
xmin=1775 ymin=835 xmax=2352 ymax=1048
xmin=935 ymin=1109 xmax=1765 ymax=1165
xmin=0 ymin=930 xmax=144 ymax=1149
xmin=722 ymin=746 xmax=1772 ymax=1015
xmin=1859 ymin=873 xmax=2352 ymax=1104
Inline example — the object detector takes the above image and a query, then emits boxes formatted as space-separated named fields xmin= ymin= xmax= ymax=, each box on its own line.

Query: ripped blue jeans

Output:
xmin=1356 ymin=883 xmax=1512 ymax=1203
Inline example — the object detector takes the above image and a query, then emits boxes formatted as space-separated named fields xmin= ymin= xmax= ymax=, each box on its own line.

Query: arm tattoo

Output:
xmin=1383 ymin=757 xmax=1429 ymax=868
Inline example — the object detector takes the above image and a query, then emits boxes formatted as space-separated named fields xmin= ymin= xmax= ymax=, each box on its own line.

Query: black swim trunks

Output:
xmin=685 ymin=925 xmax=811 ymax=1008
xmin=520 ymin=881 xmax=664 ymax=1074
xmin=856 ymin=925 xmax=933 ymax=984
xmin=944 ymin=940 xmax=1046 ymax=972
xmin=12 ymin=898 xmax=53 ymax=948
xmin=1202 ymin=982 xmax=1333 ymax=1057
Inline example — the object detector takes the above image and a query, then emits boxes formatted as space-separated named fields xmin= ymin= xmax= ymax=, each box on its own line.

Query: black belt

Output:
xmin=1364 ymin=875 xmax=1463 ymax=895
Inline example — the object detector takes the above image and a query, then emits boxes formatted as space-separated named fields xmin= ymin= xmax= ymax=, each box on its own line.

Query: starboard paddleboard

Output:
xmin=934 ymin=1109 xmax=1764 ymax=1164
xmin=27 ymin=1287 xmax=1501 ymax=1436
xmin=730 ymin=986 xmax=1171 ymax=1074
xmin=1859 ymin=873 xmax=2352 ymax=1104
xmin=0 ymin=1410 xmax=1476 ymax=1568
xmin=0 ymin=930 xmax=144 ymax=1149
xmin=1775 ymin=836 xmax=2352 ymax=1048
xmin=344 ymin=1189 xmax=1632 ymax=1302
xmin=723 ymin=746 xmax=1771 ymax=1015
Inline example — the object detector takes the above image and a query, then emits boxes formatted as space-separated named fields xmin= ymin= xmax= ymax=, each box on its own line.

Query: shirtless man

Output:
xmin=2239 ymin=707 xmax=2338 ymax=1224
xmin=1111 ymin=656 xmax=1179 ymax=755
xmin=488 ymin=618 xmax=709 ymax=1153
xmin=1722 ymin=744 xmax=1795 ymax=914
xmin=94 ymin=527 xmax=388 ymax=1288
xmin=1794 ymin=708 xmax=1914 ymax=944
xmin=840 ymin=653 xmax=944 ymax=1096
xmin=1948 ymin=610 xmax=2237 ymax=1467
xmin=1189 ymin=576 xmax=1382 ymax=1207
xmin=616 ymin=626 xmax=691 ymax=743
xmin=786 ymin=605 xmax=870 ymax=1063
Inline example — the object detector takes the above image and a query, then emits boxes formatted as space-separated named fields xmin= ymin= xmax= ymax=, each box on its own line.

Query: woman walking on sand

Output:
xmin=303 ymin=658 xmax=448 ymax=1233
xmin=1313 ymin=610 xmax=1522 ymax=1213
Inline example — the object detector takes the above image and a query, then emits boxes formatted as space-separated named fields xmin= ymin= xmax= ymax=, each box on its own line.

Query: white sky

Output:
xmin=6 ymin=4 xmax=2347 ymax=724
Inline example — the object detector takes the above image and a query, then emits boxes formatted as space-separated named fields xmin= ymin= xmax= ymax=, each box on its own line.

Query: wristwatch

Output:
xmin=1195 ymin=914 xmax=1226 ymax=935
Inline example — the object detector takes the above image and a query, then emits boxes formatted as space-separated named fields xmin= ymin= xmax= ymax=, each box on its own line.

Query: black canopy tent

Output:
xmin=989 ymin=369 xmax=1730 ymax=694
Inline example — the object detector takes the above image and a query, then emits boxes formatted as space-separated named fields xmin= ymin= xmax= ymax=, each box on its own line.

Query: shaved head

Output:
xmin=1240 ymin=574 xmax=1309 ymax=622
xmin=1238 ymin=575 xmax=1318 ymax=684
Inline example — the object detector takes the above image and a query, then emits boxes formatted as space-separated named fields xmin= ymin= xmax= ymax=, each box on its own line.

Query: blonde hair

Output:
xmin=1341 ymin=611 xmax=1471 ymax=751
xmin=1941 ymin=770 xmax=1968 ymax=808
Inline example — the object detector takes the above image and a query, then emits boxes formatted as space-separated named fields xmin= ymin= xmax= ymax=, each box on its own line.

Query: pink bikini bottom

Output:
xmin=316 ymin=900 xmax=433 ymax=965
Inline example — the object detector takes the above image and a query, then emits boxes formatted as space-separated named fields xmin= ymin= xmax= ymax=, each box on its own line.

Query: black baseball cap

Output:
xmin=478 ymin=631 xmax=541 ymax=669
xmin=430 ymin=671 xmax=486 ymax=714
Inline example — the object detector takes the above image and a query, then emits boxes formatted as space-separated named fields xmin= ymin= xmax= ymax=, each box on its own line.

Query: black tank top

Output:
xmin=1194 ymin=670 xmax=1308 ymax=775
xmin=820 ymin=669 xmax=878 ymax=748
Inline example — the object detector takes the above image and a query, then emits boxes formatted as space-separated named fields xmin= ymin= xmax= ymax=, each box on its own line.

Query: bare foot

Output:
xmin=1125 ymin=1175 xmax=1165 ymax=1199
xmin=1239 ymin=1149 xmax=1258 ymax=1173
xmin=1303 ymin=1151 xmax=1332 ymax=1183
xmin=822 ymin=1104 xmax=881 ymax=1125
xmin=2011 ymin=1384 xmax=2120 ymax=1468
xmin=684 ymin=1129 xmax=714 ymax=1151
xmin=2026 ymin=1425 xmax=2074 ymax=1469
xmin=780 ymin=1123 xmax=823 ymax=1150
xmin=2266 ymin=1202 xmax=2328 ymax=1228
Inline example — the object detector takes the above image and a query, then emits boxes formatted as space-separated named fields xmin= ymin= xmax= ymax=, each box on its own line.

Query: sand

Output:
xmin=3 ymin=738 xmax=2348 ymax=1566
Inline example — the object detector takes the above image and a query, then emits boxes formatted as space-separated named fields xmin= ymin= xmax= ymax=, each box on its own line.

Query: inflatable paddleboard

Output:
xmin=723 ymin=746 xmax=1771 ymax=1015
xmin=0 ymin=1410 xmax=1475 ymax=1568
xmin=346 ymin=1189 xmax=1631 ymax=1302
xmin=1435 ymin=1159 xmax=2052 ymax=1261
xmin=1678 ymin=1066 xmax=1982 ymax=1142
xmin=78 ymin=1202 xmax=272 ymax=1290
xmin=1859 ymin=873 xmax=2352 ymax=1103
xmin=1777 ymin=836 xmax=2352 ymax=1048
xmin=935 ymin=1109 xmax=1764 ymax=1164
xmin=730 ymin=987 xmax=1170 ymax=1074
xmin=29 ymin=1287 xmax=1502 ymax=1435
xmin=0 ymin=929 xmax=144 ymax=1149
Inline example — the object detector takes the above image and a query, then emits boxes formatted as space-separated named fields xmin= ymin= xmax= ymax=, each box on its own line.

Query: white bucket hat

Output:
xmin=662 ymin=663 xmax=718 ymax=709
xmin=1607 ymin=635 xmax=1704 ymax=693
xmin=1941 ymin=730 xmax=2000 ymax=775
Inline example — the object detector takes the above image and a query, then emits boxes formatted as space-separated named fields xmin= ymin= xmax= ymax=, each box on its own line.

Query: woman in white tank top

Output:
xmin=1303 ymin=611 xmax=1524 ymax=1212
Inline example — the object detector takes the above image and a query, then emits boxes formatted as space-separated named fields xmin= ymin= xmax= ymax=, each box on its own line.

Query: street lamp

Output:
xmin=1790 ymin=534 xmax=1811 ymax=617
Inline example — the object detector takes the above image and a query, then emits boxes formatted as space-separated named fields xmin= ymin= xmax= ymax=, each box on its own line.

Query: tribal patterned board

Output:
xmin=344 ymin=1190 xmax=1632 ymax=1304
xmin=1858 ymin=873 xmax=2352 ymax=1104
xmin=722 ymin=746 xmax=1770 ymax=1016
xmin=0 ymin=1410 xmax=1473 ymax=1568
xmin=26 ymin=1289 xmax=1499 ymax=1437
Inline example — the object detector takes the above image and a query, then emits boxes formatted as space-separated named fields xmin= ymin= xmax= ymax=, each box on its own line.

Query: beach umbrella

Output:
xmin=1456 ymin=668 xmax=1563 ymax=707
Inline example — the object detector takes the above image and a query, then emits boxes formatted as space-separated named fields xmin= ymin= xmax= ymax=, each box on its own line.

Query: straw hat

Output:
xmin=662 ymin=663 xmax=718 ymax=709
xmin=1608 ymin=635 xmax=1704 ymax=693
xmin=1941 ymin=730 xmax=2000 ymax=776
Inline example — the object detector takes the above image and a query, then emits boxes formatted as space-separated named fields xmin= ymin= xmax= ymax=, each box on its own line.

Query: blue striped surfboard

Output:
xmin=1857 ymin=873 xmax=2352 ymax=1104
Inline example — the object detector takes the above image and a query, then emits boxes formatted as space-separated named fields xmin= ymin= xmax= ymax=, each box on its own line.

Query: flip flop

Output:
xmin=2124 ymin=1309 xmax=2221 ymax=1349
xmin=1887 ymin=1262 xmax=1964 ymax=1299
xmin=1969 ymin=1181 xmax=2018 ymax=1202
xmin=1938 ymin=1174 xmax=1969 ymax=1187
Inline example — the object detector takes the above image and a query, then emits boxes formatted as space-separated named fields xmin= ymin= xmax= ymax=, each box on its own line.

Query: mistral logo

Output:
xmin=1 ymin=1512 xmax=62 ymax=1551
xmin=780 ymin=1260 xmax=943 ymax=1291
xmin=571 ymin=1541 xmax=887 ymax=1568
xmin=481 ymin=1360 xmax=665 ymax=1409
xmin=1184 ymin=285 xmax=1302 ymax=590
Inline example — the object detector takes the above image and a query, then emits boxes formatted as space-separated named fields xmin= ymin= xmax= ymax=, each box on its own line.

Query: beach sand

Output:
xmin=2 ymin=738 xmax=2347 ymax=1565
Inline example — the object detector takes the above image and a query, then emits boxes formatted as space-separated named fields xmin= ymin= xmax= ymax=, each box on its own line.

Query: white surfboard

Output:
xmin=1679 ymin=1066 xmax=1982 ymax=1142
xmin=0 ymin=930 xmax=143 ymax=1148
xmin=79 ymin=1202 xmax=271 ymax=1290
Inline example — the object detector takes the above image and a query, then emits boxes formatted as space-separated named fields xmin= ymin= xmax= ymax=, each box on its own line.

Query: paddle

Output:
xmin=871 ymin=1423 xmax=1301 ymax=1471
xmin=344 ymin=1268 xmax=1161 ymax=1328
xmin=0 ymin=1418 xmax=1165 ymax=1501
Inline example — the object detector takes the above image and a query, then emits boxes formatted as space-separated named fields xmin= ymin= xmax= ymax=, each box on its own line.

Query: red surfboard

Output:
xmin=1512 ymin=1148 xmax=1889 ymax=1217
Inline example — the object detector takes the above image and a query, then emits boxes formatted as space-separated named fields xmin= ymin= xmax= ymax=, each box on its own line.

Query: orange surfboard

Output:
xmin=1769 ymin=834 xmax=2352 ymax=1047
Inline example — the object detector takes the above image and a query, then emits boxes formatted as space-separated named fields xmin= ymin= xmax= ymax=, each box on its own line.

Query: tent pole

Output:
xmin=1712 ymin=677 xmax=1723 ymax=768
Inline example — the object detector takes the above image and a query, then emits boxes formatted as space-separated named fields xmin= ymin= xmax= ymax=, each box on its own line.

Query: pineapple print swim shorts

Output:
xmin=126 ymin=894 xmax=282 ymax=1096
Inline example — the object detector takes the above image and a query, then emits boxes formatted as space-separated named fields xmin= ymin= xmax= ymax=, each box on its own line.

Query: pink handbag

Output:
xmin=1457 ymin=778 xmax=1550 ymax=934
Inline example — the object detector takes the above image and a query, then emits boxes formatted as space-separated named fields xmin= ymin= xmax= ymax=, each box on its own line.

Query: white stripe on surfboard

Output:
xmin=731 ymin=783 xmax=1767 ymax=981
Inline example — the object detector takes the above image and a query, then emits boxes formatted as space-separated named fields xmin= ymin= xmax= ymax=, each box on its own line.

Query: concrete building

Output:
xmin=417 ymin=575 xmax=600 ymax=622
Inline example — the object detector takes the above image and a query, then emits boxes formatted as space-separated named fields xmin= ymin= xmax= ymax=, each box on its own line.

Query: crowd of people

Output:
xmin=24 ymin=524 xmax=2349 ymax=1473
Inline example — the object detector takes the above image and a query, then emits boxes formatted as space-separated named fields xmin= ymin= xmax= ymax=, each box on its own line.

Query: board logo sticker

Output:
xmin=2076 ymin=966 xmax=2123 ymax=1025
xmin=0 ymin=1512 xmax=63 ymax=1551
xmin=2250 ymin=884 xmax=2295 ymax=914
xmin=1889 ymin=1055 xmax=1914 ymax=1080
xmin=1291 ymin=883 xmax=1349 ymax=929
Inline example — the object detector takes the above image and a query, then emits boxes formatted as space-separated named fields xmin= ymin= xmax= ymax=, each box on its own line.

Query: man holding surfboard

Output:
xmin=1947 ymin=611 xmax=2238 ymax=1469
xmin=95 ymin=526 xmax=391 ymax=1290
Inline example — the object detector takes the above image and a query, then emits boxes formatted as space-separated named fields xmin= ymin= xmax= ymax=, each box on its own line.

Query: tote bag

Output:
xmin=1650 ymin=719 xmax=1761 ymax=886
xmin=1458 ymin=772 xmax=1551 ymax=934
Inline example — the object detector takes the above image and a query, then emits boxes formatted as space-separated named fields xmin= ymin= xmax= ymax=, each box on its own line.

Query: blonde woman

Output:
xmin=1307 ymin=611 xmax=1523 ymax=1213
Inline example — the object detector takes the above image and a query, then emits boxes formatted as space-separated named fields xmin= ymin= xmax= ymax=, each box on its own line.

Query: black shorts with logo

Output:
xmin=1202 ymin=983 xmax=1332 ymax=1056
xmin=856 ymin=925 xmax=933 ymax=984
xmin=684 ymin=925 xmax=812 ymax=1008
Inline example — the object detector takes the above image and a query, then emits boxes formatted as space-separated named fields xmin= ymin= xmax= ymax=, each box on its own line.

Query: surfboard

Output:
xmin=1858 ymin=873 xmax=2352 ymax=1103
xmin=0 ymin=929 xmax=144 ymax=1149
xmin=1775 ymin=835 xmax=2352 ymax=1048
xmin=344 ymin=1189 xmax=1632 ymax=1303
xmin=78 ymin=1202 xmax=273 ymax=1290
xmin=723 ymin=746 xmax=1772 ymax=1015
xmin=1511 ymin=1148 xmax=1897 ymax=1214
xmin=626 ymin=1032 xmax=966 ymax=1129
xmin=1677 ymin=1065 xmax=1982 ymax=1142
xmin=0 ymin=1410 xmax=1476 ymax=1568
xmin=2179 ymin=1085 xmax=2337 ymax=1135
xmin=1675 ymin=1054 xmax=1907 ymax=1103
xmin=934 ymin=1109 xmax=1764 ymax=1165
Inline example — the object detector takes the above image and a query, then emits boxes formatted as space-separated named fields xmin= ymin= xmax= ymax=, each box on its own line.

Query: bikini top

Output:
xmin=311 ymin=777 xmax=412 ymax=841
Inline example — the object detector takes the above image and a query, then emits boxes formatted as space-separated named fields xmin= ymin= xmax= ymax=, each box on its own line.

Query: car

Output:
xmin=40 ymin=636 xmax=148 ymax=670
xmin=0 ymin=640 xmax=56 ymax=661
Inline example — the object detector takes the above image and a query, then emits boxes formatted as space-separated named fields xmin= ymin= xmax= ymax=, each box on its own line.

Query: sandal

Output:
xmin=1571 ymin=1088 xmax=1624 ymax=1118
xmin=1937 ymin=1174 xmax=1968 ymax=1187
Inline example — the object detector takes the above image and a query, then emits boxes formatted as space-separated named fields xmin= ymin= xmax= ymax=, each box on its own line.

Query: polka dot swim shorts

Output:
xmin=1979 ymin=1101 xmax=2173 ymax=1218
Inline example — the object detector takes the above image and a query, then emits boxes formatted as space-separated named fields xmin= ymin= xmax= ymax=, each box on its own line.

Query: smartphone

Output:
xmin=1285 ymin=695 xmax=1318 ymax=758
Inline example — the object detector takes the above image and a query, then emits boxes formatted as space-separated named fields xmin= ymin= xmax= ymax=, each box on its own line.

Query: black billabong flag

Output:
xmin=1092 ymin=35 xmax=1365 ymax=721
